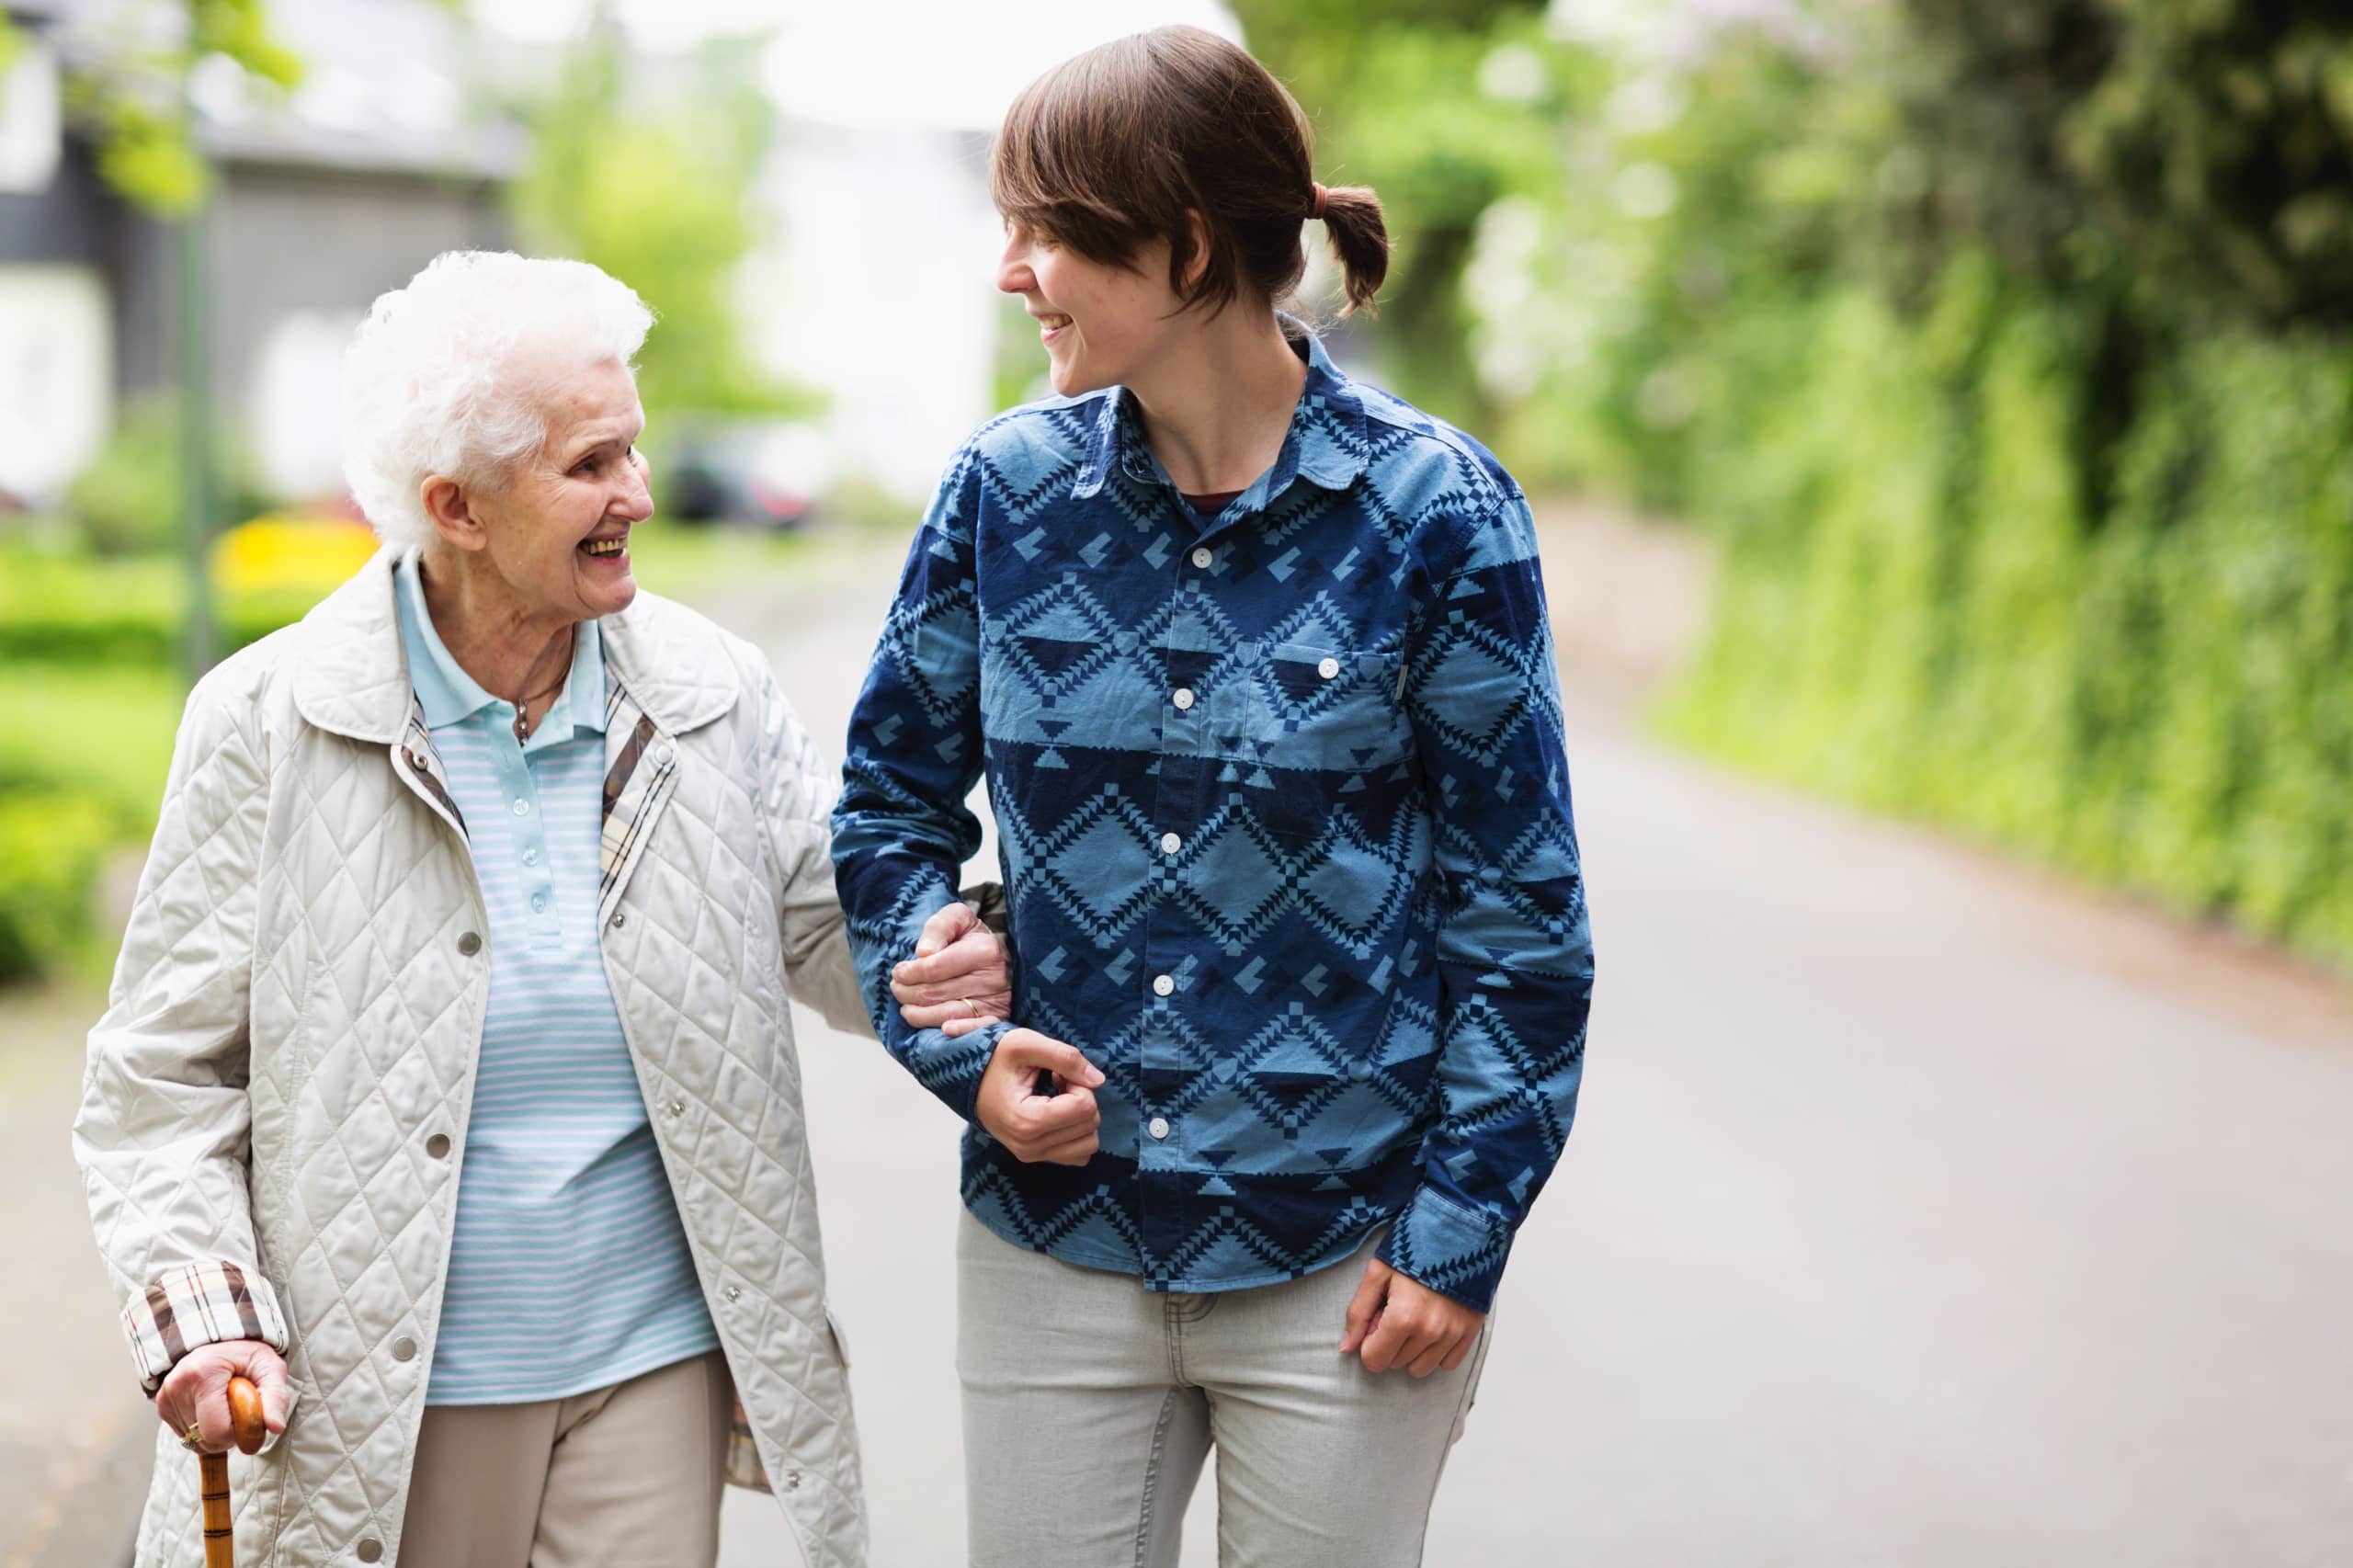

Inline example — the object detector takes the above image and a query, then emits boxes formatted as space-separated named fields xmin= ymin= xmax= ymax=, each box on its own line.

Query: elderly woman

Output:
xmin=73 ymin=251 xmax=1006 ymax=1568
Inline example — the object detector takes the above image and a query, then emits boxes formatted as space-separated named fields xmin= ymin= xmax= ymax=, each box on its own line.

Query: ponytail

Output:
xmin=1314 ymin=182 xmax=1389 ymax=316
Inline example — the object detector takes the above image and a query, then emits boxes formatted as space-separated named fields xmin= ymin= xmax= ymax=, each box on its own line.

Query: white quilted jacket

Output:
xmin=75 ymin=552 xmax=875 ymax=1567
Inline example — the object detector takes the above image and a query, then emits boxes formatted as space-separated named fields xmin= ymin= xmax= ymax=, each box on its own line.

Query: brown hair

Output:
xmin=991 ymin=26 xmax=1391 ymax=317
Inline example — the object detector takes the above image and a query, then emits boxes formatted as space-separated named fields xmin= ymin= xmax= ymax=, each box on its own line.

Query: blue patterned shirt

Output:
xmin=832 ymin=330 xmax=1592 ymax=1312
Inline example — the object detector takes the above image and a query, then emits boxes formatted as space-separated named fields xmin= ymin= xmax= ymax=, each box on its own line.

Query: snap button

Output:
xmin=784 ymin=1471 xmax=802 ymax=1492
xmin=358 ymin=1540 xmax=383 ymax=1563
xmin=456 ymin=931 xmax=482 ymax=957
xmin=1317 ymin=656 xmax=1341 ymax=680
xmin=1190 ymin=547 xmax=1212 ymax=569
xmin=392 ymin=1337 xmax=416 ymax=1362
xmin=425 ymin=1133 xmax=451 ymax=1158
xmin=1152 ymin=974 xmax=1175 ymax=997
xmin=609 ymin=913 xmax=627 ymax=929
xmin=1171 ymin=687 xmax=1195 ymax=711
xmin=666 ymin=1099 xmax=686 ymax=1119
xmin=723 ymin=1285 xmax=744 ymax=1304
xmin=653 ymin=744 xmax=675 ymax=767
xmin=1148 ymin=1117 xmax=1171 ymax=1141
xmin=407 ymin=750 xmax=428 ymax=771
xmin=1348 ymin=1060 xmax=1373 ymax=1082
xmin=1159 ymin=832 xmax=1181 ymax=856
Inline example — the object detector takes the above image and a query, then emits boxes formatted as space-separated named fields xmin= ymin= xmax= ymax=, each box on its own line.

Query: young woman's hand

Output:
xmin=156 ymin=1339 xmax=292 ymax=1452
xmin=891 ymin=901 xmax=1015 ymax=1035
xmin=973 ymin=1028 xmax=1105 ymax=1165
xmin=1338 ymin=1259 xmax=1484 ymax=1377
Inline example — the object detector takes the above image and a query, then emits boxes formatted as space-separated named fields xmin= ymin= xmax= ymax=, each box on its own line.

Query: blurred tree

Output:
xmin=508 ymin=24 xmax=814 ymax=425
xmin=1886 ymin=2 xmax=2353 ymax=326
xmin=1229 ymin=0 xmax=1567 ymax=426
xmin=51 ymin=0 xmax=302 ymax=214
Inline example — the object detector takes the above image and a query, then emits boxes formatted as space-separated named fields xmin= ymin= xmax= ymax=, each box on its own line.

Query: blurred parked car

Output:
xmin=661 ymin=421 xmax=834 ymax=530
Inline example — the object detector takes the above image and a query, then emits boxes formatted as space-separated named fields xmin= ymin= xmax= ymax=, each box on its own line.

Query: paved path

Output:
xmin=6 ymin=518 xmax=2349 ymax=1567
xmin=710 ymin=522 xmax=2353 ymax=1567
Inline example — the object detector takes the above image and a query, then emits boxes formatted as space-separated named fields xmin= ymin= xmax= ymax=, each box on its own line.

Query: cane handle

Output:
xmin=199 ymin=1375 xmax=268 ymax=1567
xmin=227 ymin=1374 xmax=267 ymax=1455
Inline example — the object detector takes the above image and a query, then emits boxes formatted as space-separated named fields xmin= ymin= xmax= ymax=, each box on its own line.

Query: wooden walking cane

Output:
xmin=199 ymin=1374 xmax=268 ymax=1567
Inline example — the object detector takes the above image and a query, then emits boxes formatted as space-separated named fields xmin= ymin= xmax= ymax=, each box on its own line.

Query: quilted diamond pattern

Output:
xmin=74 ymin=558 xmax=872 ymax=1567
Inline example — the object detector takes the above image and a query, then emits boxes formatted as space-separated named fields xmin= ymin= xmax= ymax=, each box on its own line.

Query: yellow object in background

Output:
xmin=210 ymin=513 xmax=379 ymax=599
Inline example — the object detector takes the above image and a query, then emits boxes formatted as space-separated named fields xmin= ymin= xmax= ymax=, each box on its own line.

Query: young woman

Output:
xmin=833 ymin=26 xmax=1594 ymax=1567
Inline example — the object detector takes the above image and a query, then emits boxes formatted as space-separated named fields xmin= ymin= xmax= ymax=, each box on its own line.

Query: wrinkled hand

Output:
xmin=975 ymin=1028 xmax=1104 ymax=1166
xmin=892 ymin=902 xmax=1014 ymax=1038
xmin=1338 ymin=1258 xmax=1484 ymax=1378
xmin=156 ymin=1339 xmax=292 ymax=1452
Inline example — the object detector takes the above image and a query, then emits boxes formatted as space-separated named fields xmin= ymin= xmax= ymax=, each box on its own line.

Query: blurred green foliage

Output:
xmin=511 ymin=31 xmax=816 ymax=426
xmin=0 ymin=661 xmax=185 ymax=984
xmin=1231 ymin=0 xmax=1573 ymax=426
xmin=1252 ymin=0 xmax=2353 ymax=963
xmin=63 ymin=393 xmax=268 ymax=557
xmin=48 ymin=0 xmax=304 ymax=215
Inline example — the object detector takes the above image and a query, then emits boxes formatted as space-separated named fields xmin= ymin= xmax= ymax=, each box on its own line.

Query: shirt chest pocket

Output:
xmin=1236 ymin=641 xmax=1411 ymax=841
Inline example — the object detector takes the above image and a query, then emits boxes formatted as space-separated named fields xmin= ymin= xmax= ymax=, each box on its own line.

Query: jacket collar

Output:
xmin=1069 ymin=318 xmax=1370 ymax=505
xmin=294 ymin=548 xmax=739 ymax=744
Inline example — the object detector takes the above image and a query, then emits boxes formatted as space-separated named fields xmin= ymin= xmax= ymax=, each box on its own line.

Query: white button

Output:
xmin=1148 ymin=1117 xmax=1171 ymax=1141
xmin=512 ymin=798 xmax=530 ymax=816
xmin=1159 ymin=833 xmax=1181 ymax=856
xmin=1152 ymin=974 xmax=1175 ymax=996
xmin=521 ymin=846 xmax=539 ymax=866
xmin=1317 ymin=656 xmax=1341 ymax=680
xmin=1191 ymin=547 xmax=1212 ymax=569
xmin=530 ymin=893 xmax=547 ymax=914
xmin=1172 ymin=687 xmax=1195 ymax=710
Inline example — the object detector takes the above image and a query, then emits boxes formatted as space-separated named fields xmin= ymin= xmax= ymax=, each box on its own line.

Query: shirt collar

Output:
xmin=393 ymin=550 xmax=608 ymax=741
xmin=1070 ymin=316 xmax=1370 ymax=505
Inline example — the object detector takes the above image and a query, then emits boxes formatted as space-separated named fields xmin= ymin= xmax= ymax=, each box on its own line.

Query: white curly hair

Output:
xmin=340 ymin=251 xmax=654 ymax=553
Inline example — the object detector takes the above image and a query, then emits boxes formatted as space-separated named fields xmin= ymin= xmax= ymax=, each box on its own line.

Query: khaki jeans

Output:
xmin=396 ymin=1349 xmax=732 ymax=1568
xmin=957 ymin=1210 xmax=1493 ymax=1568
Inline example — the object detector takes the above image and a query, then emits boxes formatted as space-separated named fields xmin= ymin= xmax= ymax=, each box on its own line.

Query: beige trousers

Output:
xmin=397 ymin=1349 xmax=733 ymax=1568
xmin=957 ymin=1211 xmax=1494 ymax=1568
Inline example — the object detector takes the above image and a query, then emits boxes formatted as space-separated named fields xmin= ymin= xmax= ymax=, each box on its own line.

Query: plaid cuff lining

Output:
xmin=725 ymin=1392 xmax=771 ymax=1492
xmin=123 ymin=1260 xmax=290 ymax=1397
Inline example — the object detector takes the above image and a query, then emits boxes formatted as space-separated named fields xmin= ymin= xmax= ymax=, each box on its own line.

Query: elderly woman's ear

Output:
xmin=419 ymin=474 xmax=486 ymax=552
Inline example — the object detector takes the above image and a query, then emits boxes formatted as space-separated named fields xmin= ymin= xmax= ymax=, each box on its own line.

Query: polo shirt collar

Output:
xmin=393 ymin=551 xmax=608 ymax=740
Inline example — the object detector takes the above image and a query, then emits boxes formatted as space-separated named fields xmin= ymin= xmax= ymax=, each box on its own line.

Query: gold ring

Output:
xmin=182 ymin=1421 xmax=205 ymax=1451
xmin=961 ymin=997 xmax=980 ymax=1019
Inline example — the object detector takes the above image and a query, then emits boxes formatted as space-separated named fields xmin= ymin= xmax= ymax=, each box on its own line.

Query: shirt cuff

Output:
xmin=1378 ymin=1185 xmax=1515 ymax=1313
xmin=123 ymin=1260 xmax=290 ymax=1398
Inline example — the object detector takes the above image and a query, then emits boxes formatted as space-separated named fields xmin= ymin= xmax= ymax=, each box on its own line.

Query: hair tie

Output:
xmin=1310 ymin=182 xmax=1328 ymax=222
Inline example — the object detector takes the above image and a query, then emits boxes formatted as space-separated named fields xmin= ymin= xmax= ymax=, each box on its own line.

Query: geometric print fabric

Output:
xmin=834 ymin=327 xmax=1593 ymax=1312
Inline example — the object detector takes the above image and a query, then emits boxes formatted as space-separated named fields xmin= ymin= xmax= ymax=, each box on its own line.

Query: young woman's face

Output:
xmin=997 ymin=222 xmax=1183 ymax=398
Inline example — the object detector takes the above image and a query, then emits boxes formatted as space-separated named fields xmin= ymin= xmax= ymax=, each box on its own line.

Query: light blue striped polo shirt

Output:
xmin=394 ymin=551 xmax=717 ymax=1405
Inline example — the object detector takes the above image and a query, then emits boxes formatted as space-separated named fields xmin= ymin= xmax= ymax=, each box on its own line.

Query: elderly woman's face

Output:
xmin=469 ymin=357 xmax=652 ymax=621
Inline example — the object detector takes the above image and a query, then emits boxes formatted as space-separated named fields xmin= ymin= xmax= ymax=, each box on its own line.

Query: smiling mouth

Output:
xmin=579 ymin=537 xmax=628 ymax=560
xmin=1037 ymin=312 xmax=1074 ymax=337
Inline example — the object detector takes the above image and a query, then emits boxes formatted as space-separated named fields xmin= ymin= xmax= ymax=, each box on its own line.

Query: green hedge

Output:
xmin=0 ymin=551 xmax=314 ymax=665
xmin=0 ymin=791 xmax=118 ymax=985
xmin=1660 ymin=263 xmax=2353 ymax=964
xmin=0 ymin=663 xmax=186 ymax=983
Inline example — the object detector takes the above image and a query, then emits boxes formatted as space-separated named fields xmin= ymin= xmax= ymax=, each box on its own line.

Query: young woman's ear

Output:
xmin=1179 ymin=210 xmax=1213 ymax=294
